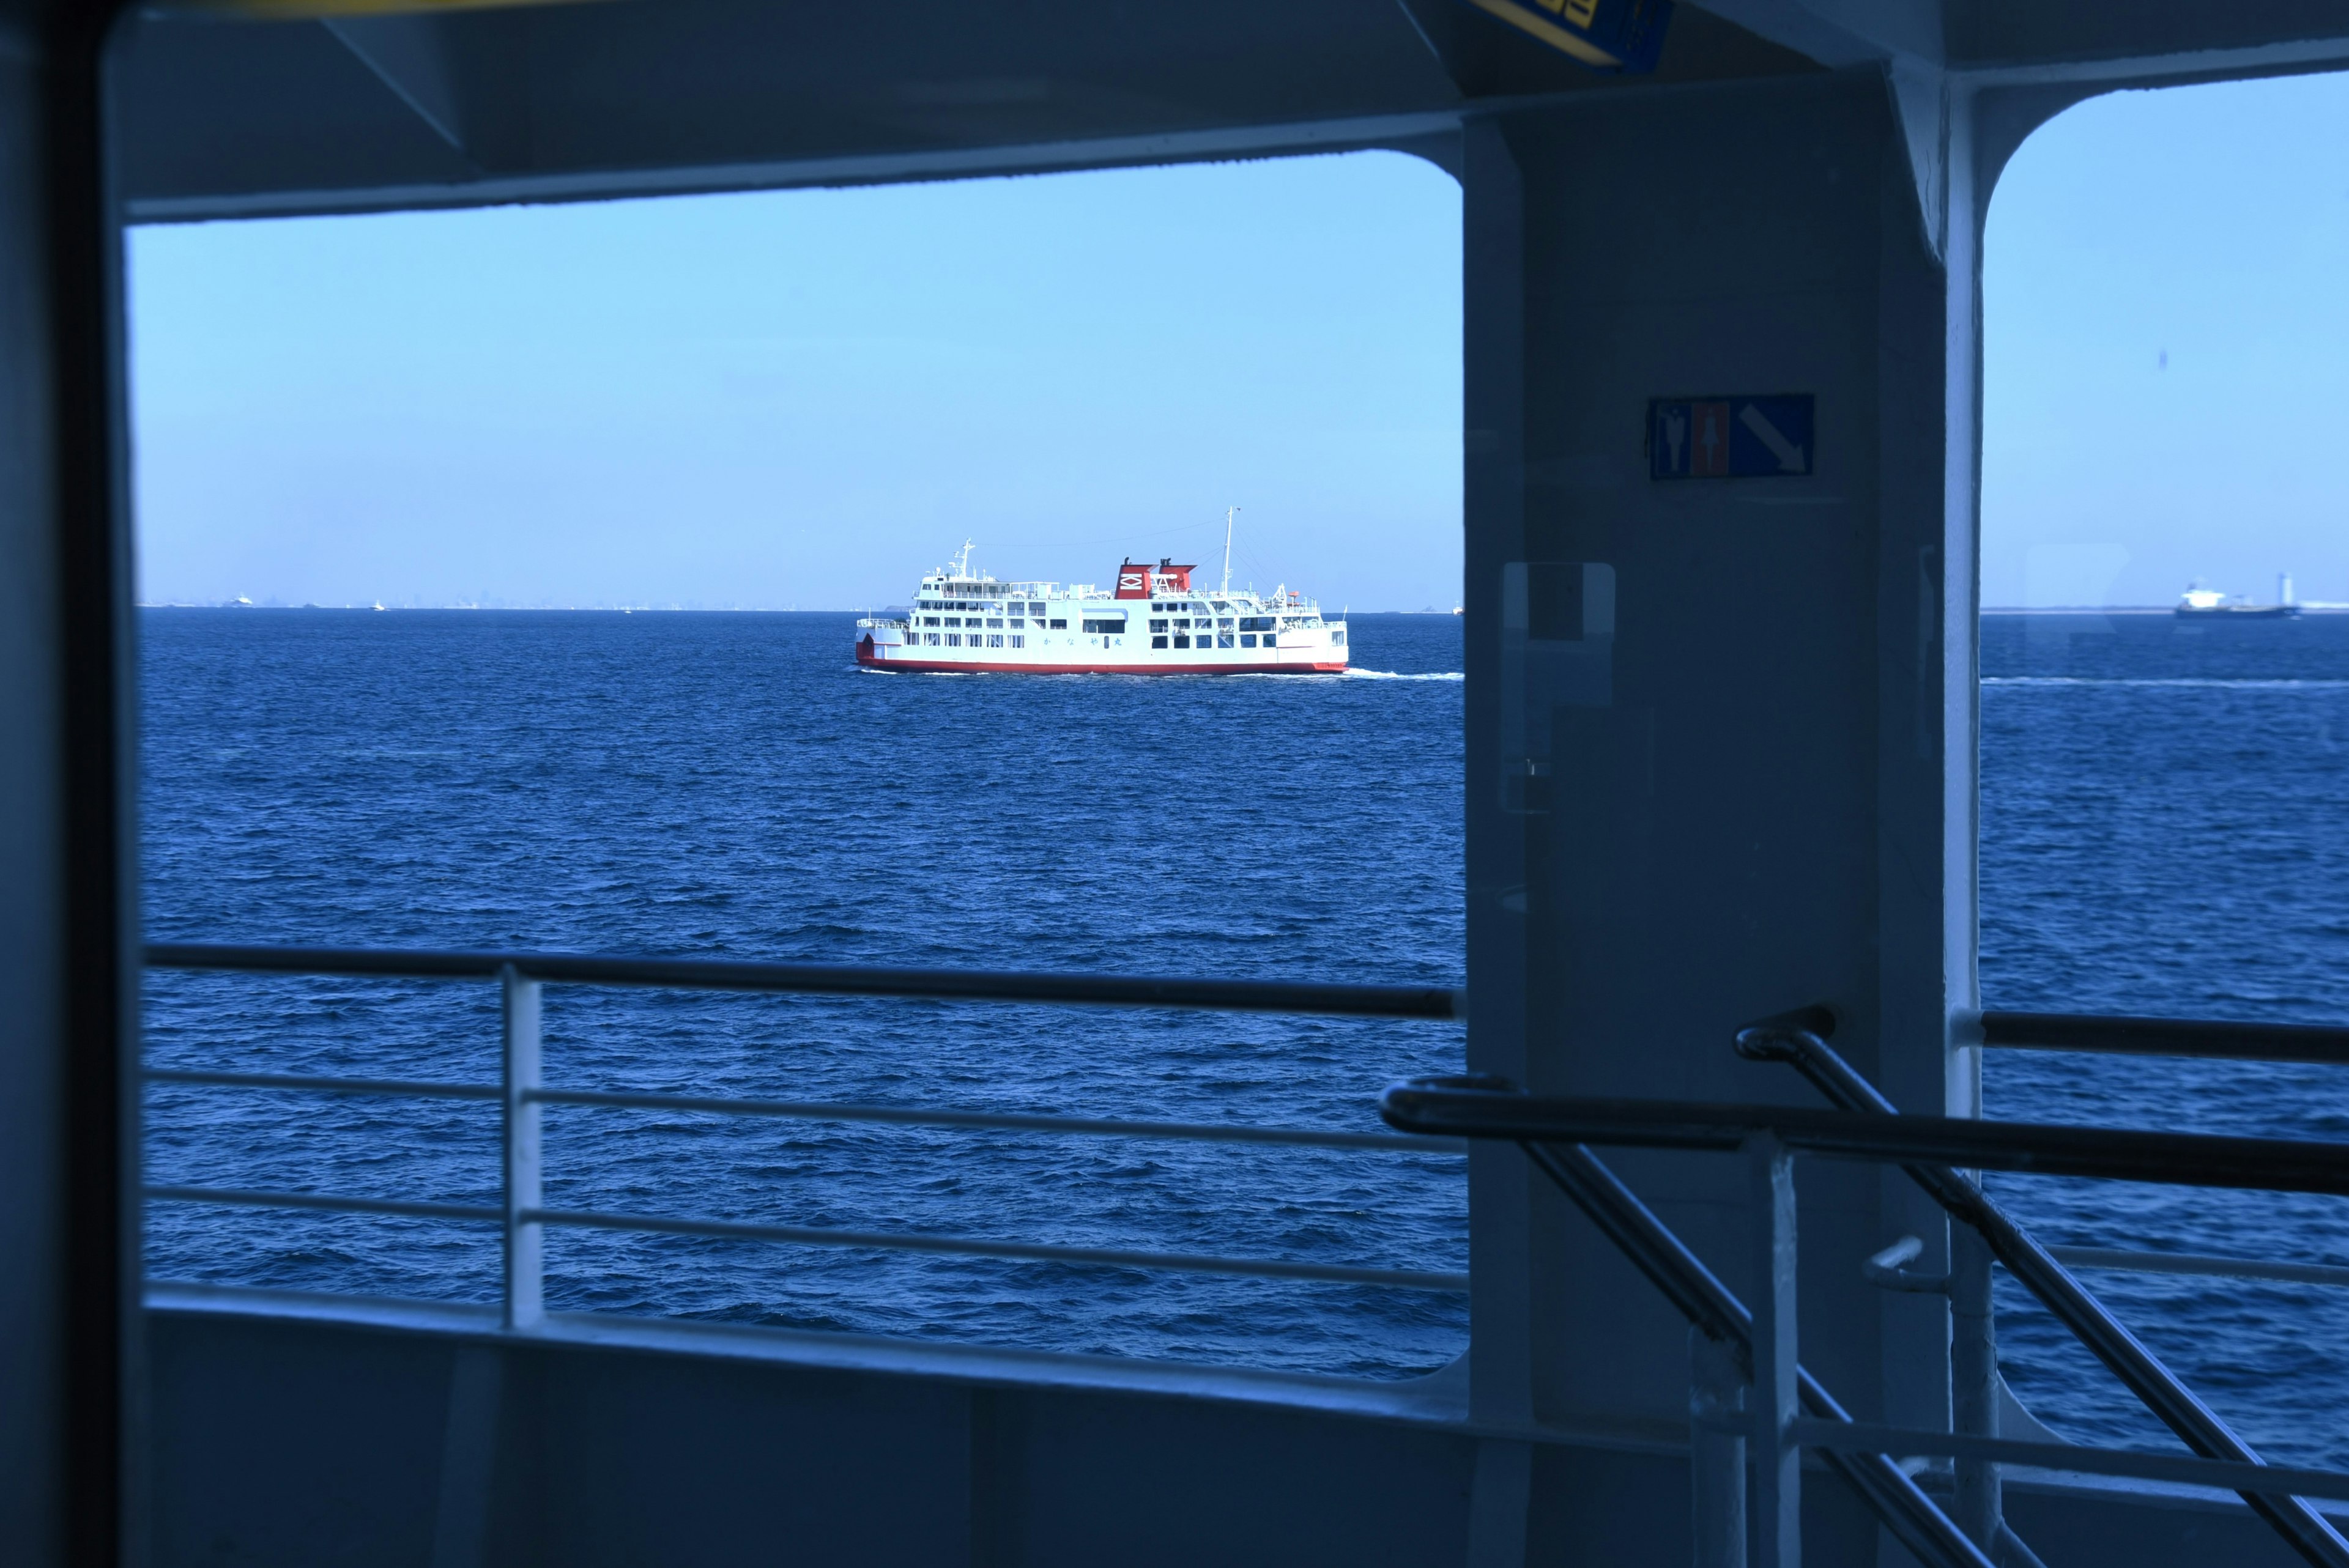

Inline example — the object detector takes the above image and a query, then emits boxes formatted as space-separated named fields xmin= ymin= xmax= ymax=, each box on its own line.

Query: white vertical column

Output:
xmin=1748 ymin=1134 xmax=1800 ymax=1568
xmin=500 ymin=965 xmax=543 ymax=1331
xmin=1690 ymin=1327 xmax=1748 ymax=1568
xmin=1950 ymin=1224 xmax=2000 ymax=1550
xmin=1460 ymin=120 xmax=1535 ymax=1568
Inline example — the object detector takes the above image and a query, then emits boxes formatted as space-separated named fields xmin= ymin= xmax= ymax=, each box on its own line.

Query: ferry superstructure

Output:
xmin=855 ymin=538 xmax=1348 ymax=675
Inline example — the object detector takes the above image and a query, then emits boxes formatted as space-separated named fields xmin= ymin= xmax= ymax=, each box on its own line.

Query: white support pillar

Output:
xmin=1950 ymin=1224 xmax=2000 ymax=1550
xmin=500 ymin=965 xmax=543 ymax=1331
xmin=1689 ymin=1328 xmax=1747 ymax=1568
xmin=1748 ymin=1134 xmax=1800 ymax=1568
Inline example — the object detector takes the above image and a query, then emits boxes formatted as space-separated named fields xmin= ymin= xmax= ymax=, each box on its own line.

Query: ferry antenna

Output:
xmin=1222 ymin=505 xmax=1238 ymax=596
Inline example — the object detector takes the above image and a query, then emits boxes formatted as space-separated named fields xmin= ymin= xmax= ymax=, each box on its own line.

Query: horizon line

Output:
xmin=133 ymin=602 xmax=1471 ymax=615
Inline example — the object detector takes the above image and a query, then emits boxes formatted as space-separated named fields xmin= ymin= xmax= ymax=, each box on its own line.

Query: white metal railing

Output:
xmin=1386 ymin=1065 xmax=2349 ymax=1568
xmin=1980 ymin=1007 xmax=2349 ymax=1296
xmin=143 ymin=944 xmax=1471 ymax=1330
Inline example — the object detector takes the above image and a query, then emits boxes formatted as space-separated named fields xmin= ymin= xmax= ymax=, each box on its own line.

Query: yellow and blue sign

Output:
xmin=1459 ymin=0 xmax=1672 ymax=73
xmin=1647 ymin=394 xmax=1814 ymax=480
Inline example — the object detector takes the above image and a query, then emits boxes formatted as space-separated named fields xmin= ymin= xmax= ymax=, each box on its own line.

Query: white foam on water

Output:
xmin=1343 ymin=668 xmax=1464 ymax=682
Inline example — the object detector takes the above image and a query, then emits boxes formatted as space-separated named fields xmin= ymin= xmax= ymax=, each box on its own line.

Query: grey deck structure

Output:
xmin=7 ymin=1 xmax=2349 ymax=1562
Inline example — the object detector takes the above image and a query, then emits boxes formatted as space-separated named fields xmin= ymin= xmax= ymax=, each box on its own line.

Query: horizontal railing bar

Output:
xmin=527 ymin=1085 xmax=1466 ymax=1154
xmin=145 ymin=1067 xmax=500 ymax=1101
xmin=136 ymin=1070 xmax=1464 ymax=1153
xmin=2046 ymin=1245 xmax=2349 ymax=1292
xmin=1792 ymin=1418 xmax=2349 ymax=1504
xmin=146 ymin=1184 xmax=501 ymax=1223
xmin=144 ymin=942 xmax=1463 ymax=1021
xmin=1979 ymin=1010 xmax=2349 ymax=1067
xmin=523 ymin=1205 xmax=1469 ymax=1291
xmin=1379 ymin=1079 xmax=2349 ymax=1196
xmin=138 ymin=1184 xmax=1466 ymax=1291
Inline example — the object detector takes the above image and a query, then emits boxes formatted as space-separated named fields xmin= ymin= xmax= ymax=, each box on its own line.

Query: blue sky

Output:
xmin=130 ymin=70 xmax=2349 ymax=613
xmin=1983 ymin=68 xmax=2349 ymax=608
xmin=128 ymin=152 xmax=1464 ymax=610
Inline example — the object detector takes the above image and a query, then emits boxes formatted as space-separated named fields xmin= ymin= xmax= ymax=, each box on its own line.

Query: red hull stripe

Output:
xmin=858 ymin=653 xmax=1345 ymax=676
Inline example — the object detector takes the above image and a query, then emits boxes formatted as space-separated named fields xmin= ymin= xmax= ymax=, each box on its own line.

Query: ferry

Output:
xmin=855 ymin=529 xmax=1348 ymax=675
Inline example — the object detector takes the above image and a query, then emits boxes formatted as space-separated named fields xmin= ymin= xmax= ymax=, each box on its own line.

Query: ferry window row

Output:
xmin=921 ymin=634 xmax=1026 ymax=648
xmin=920 ymin=599 xmax=1048 ymax=615
xmin=1151 ymin=633 xmax=1252 ymax=649
xmin=918 ymin=616 xmax=1068 ymax=630
xmin=1150 ymin=601 xmax=1230 ymax=614
xmin=1147 ymin=616 xmax=1244 ymax=633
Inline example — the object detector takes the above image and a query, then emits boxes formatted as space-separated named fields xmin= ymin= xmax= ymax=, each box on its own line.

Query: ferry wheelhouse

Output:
xmin=856 ymin=542 xmax=1348 ymax=675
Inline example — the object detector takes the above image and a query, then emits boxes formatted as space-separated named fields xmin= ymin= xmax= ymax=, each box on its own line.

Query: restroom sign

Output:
xmin=1648 ymin=394 xmax=1814 ymax=479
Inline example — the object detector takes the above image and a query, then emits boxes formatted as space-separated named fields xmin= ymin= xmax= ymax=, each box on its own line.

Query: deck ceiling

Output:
xmin=101 ymin=0 xmax=2349 ymax=219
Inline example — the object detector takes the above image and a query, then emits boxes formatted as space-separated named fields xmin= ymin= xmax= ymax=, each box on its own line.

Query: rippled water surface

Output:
xmin=141 ymin=609 xmax=1468 ymax=1377
xmin=1980 ymin=611 xmax=2349 ymax=1468
xmin=145 ymin=606 xmax=2349 ymax=1443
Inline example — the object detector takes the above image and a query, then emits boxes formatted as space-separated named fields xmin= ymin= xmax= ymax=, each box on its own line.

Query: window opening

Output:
xmin=132 ymin=149 xmax=1464 ymax=1381
xmin=1979 ymin=72 xmax=2349 ymax=1467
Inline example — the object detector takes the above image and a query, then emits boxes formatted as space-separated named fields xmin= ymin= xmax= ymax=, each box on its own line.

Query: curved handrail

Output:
xmin=1378 ymin=1077 xmax=2349 ymax=1196
xmin=1735 ymin=1020 xmax=2349 ymax=1568
xmin=1377 ymin=1074 xmax=1992 ymax=1568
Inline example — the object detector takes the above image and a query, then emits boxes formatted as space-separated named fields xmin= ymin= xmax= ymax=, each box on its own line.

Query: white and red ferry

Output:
xmin=855 ymin=534 xmax=1348 ymax=676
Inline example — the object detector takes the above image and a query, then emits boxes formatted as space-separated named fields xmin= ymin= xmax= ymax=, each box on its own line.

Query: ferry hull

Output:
xmin=858 ymin=644 xmax=1345 ymax=676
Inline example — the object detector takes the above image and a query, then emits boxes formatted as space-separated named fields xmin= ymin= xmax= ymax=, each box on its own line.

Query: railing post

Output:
xmin=501 ymin=964 xmax=543 ymax=1330
xmin=1690 ymin=1326 xmax=1748 ymax=1568
xmin=1748 ymin=1132 xmax=1800 ymax=1568
xmin=1950 ymin=1222 xmax=2000 ymax=1550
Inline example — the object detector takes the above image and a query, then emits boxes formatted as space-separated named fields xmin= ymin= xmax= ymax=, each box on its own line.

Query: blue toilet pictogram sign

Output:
xmin=1648 ymin=394 xmax=1814 ymax=479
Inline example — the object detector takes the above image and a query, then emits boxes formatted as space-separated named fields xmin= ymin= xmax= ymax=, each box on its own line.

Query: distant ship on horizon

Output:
xmin=2175 ymin=574 xmax=2302 ymax=619
xmin=854 ymin=516 xmax=1348 ymax=676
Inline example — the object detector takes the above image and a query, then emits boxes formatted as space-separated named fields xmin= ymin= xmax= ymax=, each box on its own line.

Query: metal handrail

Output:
xmin=1376 ymin=1083 xmax=2349 ymax=1195
xmin=2046 ymin=1245 xmax=2349 ymax=1292
xmin=144 ymin=1065 xmax=1464 ymax=1154
xmin=147 ymin=1184 xmax=500 ymax=1224
xmin=147 ymin=1067 xmax=500 ymax=1101
xmin=1797 ymin=1421 xmax=2349 ymax=1504
xmin=144 ymin=1185 xmax=1468 ymax=1291
xmin=1380 ymin=1070 xmax=2349 ymax=1568
xmin=1979 ymin=1009 xmax=2349 ymax=1066
xmin=1733 ymin=1023 xmax=2349 ymax=1568
xmin=144 ymin=944 xmax=1471 ymax=1322
xmin=1542 ymin=1136 xmax=2002 ymax=1568
xmin=1379 ymin=1078 xmax=1994 ymax=1568
xmin=146 ymin=942 xmax=1466 ymax=1020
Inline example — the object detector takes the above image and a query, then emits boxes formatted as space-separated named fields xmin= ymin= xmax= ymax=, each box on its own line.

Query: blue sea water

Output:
xmin=139 ymin=609 xmax=1470 ymax=1377
xmin=143 ymin=605 xmax=2349 ymax=1459
xmin=1979 ymin=611 xmax=2349 ymax=1470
